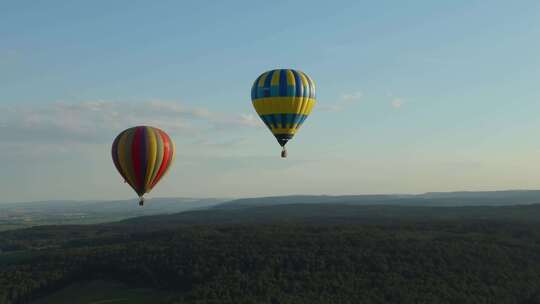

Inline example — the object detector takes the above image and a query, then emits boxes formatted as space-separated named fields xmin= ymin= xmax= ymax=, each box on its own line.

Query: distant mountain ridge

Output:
xmin=4 ymin=190 xmax=540 ymax=232
xmin=120 ymin=202 xmax=540 ymax=228
xmin=216 ymin=190 xmax=540 ymax=209
xmin=5 ymin=192 xmax=540 ymax=254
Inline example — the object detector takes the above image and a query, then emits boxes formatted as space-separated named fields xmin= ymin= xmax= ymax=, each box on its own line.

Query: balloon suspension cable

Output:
xmin=139 ymin=196 xmax=145 ymax=206
xmin=281 ymin=146 xmax=288 ymax=158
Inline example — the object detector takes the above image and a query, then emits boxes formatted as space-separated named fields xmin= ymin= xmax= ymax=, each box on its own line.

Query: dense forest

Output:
xmin=3 ymin=203 xmax=540 ymax=303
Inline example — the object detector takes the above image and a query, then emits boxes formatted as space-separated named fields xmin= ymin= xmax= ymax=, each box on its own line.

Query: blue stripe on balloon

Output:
xmin=279 ymin=114 xmax=286 ymax=128
xmin=251 ymin=74 xmax=263 ymax=99
xmin=282 ymin=113 xmax=289 ymax=128
xmin=268 ymin=114 xmax=278 ymax=129
xmin=260 ymin=115 xmax=272 ymax=129
xmin=293 ymin=114 xmax=306 ymax=128
xmin=252 ymin=69 xmax=316 ymax=100
xmin=259 ymin=114 xmax=308 ymax=129
xmin=279 ymin=70 xmax=288 ymax=96
xmin=274 ymin=113 xmax=282 ymax=129
xmin=302 ymin=74 xmax=309 ymax=98
xmin=263 ymin=70 xmax=275 ymax=98
xmin=270 ymin=84 xmax=279 ymax=97
xmin=288 ymin=84 xmax=296 ymax=97
xmin=298 ymin=114 xmax=308 ymax=126
xmin=286 ymin=113 xmax=294 ymax=128
xmin=299 ymin=72 xmax=310 ymax=98
xmin=257 ymin=72 xmax=269 ymax=98
xmin=292 ymin=70 xmax=303 ymax=97
xmin=306 ymin=73 xmax=315 ymax=98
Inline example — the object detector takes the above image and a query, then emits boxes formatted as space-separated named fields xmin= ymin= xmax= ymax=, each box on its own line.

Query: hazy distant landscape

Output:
xmin=3 ymin=190 xmax=540 ymax=232
xmin=4 ymin=191 xmax=540 ymax=303
xmin=0 ymin=198 xmax=225 ymax=232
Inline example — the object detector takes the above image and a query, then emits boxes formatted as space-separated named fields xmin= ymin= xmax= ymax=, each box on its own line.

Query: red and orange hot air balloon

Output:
xmin=111 ymin=126 xmax=175 ymax=206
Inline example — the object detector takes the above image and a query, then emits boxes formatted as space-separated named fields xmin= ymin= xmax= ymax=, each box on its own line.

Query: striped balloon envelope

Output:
xmin=111 ymin=126 xmax=175 ymax=206
xmin=251 ymin=69 xmax=316 ymax=157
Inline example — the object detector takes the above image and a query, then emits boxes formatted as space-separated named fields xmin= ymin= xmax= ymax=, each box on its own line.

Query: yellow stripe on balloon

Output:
xmin=300 ymin=71 xmax=315 ymax=93
xmin=306 ymin=73 xmax=316 ymax=92
xmin=296 ymin=72 xmax=311 ymax=116
xmin=257 ymin=72 xmax=269 ymax=87
xmin=294 ymin=95 xmax=304 ymax=115
xmin=305 ymin=99 xmax=316 ymax=114
xmin=297 ymin=71 xmax=309 ymax=91
xmin=117 ymin=130 xmax=136 ymax=191
xmin=269 ymin=127 xmax=297 ymax=135
xmin=270 ymin=70 xmax=280 ymax=85
xmin=144 ymin=126 xmax=158 ymax=192
xmin=148 ymin=128 xmax=164 ymax=188
xmin=252 ymin=98 xmax=316 ymax=115
xmin=285 ymin=70 xmax=295 ymax=87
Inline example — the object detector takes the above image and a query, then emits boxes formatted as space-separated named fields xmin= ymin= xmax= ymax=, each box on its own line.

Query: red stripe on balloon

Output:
xmin=131 ymin=126 xmax=144 ymax=194
xmin=151 ymin=129 xmax=171 ymax=189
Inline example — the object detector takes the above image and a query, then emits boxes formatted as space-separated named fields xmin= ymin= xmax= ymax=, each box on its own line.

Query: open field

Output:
xmin=31 ymin=280 xmax=175 ymax=304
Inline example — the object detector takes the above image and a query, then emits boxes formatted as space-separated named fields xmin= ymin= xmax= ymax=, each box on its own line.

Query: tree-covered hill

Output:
xmin=3 ymin=201 xmax=540 ymax=303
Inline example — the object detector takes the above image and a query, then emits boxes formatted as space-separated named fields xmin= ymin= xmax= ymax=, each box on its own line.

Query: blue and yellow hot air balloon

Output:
xmin=251 ymin=69 xmax=316 ymax=158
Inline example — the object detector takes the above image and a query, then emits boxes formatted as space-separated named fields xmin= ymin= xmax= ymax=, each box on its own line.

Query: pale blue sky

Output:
xmin=1 ymin=1 xmax=540 ymax=202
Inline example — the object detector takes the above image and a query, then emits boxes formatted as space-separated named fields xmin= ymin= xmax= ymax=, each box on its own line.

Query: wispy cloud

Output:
xmin=0 ymin=100 xmax=258 ymax=144
xmin=391 ymin=98 xmax=403 ymax=109
xmin=210 ymin=113 xmax=260 ymax=130
xmin=193 ymin=137 xmax=247 ymax=148
xmin=320 ymin=91 xmax=363 ymax=112
xmin=386 ymin=92 xmax=405 ymax=110
xmin=342 ymin=91 xmax=363 ymax=102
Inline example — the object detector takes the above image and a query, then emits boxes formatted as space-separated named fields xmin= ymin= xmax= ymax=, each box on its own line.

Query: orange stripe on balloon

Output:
xmin=150 ymin=129 xmax=171 ymax=189
xmin=159 ymin=131 xmax=175 ymax=180
xmin=156 ymin=132 xmax=176 ymax=184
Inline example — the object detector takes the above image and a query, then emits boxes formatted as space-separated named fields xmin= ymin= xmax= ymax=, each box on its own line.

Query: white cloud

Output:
xmin=318 ymin=104 xmax=345 ymax=112
xmin=342 ymin=91 xmax=363 ymax=102
xmin=387 ymin=92 xmax=406 ymax=110
xmin=0 ymin=100 xmax=258 ymax=144
xmin=194 ymin=138 xmax=247 ymax=148
xmin=210 ymin=113 xmax=260 ymax=130
xmin=391 ymin=98 xmax=403 ymax=109
xmin=320 ymin=91 xmax=363 ymax=112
